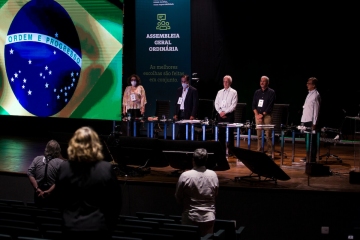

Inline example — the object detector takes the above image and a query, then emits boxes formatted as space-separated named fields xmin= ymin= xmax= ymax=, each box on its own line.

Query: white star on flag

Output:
xmin=28 ymin=90 xmax=32 ymax=95
xmin=23 ymin=79 xmax=26 ymax=83
xmin=71 ymin=72 xmax=74 ymax=77
xmin=28 ymin=60 xmax=32 ymax=64
xmin=57 ymin=95 xmax=60 ymax=99
xmin=45 ymin=83 xmax=49 ymax=88
xmin=40 ymin=73 xmax=42 ymax=77
xmin=53 ymin=51 xmax=56 ymax=55
xmin=55 ymin=32 xmax=58 ymax=38
xmin=45 ymin=66 xmax=48 ymax=70
xmin=54 ymin=89 xmax=56 ymax=92
xmin=49 ymin=71 xmax=52 ymax=75
xmin=11 ymin=78 xmax=14 ymax=82
xmin=14 ymin=73 xmax=18 ymax=78
xmin=10 ymin=49 xmax=13 ymax=54
xmin=22 ymin=85 xmax=25 ymax=89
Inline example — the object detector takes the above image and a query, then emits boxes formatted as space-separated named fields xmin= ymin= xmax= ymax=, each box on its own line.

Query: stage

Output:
xmin=1 ymin=133 xmax=360 ymax=240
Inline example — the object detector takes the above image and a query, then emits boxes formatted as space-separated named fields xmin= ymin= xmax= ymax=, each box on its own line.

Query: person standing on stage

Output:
xmin=27 ymin=140 xmax=64 ymax=208
xmin=56 ymin=127 xmax=122 ymax=239
xmin=122 ymin=74 xmax=147 ymax=136
xmin=122 ymin=74 xmax=147 ymax=118
xmin=173 ymin=74 xmax=199 ymax=139
xmin=300 ymin=77 xmax=321 ymax=162
xmin=214 ymin=75 xmax=238 ymax=154
xmin=252 ymin=75 xmax=276 ymax=152
xmin=175 ymin=148 xmax=219 ymax=237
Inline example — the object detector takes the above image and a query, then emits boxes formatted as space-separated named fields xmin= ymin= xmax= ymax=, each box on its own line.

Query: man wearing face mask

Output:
xmin=174 ymin=74 xmax=199 ymax=140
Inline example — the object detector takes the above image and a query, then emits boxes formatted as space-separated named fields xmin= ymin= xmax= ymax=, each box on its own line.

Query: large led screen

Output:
xmin=0 ymin=0 xmax=123 ymax=120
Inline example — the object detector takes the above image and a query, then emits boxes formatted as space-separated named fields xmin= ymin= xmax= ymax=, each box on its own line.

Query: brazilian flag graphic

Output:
xmin=0 ymin=0 xmax=123 ymax=120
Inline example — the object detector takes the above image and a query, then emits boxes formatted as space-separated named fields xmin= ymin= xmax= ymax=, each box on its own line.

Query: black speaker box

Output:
xmin=349 ymin=171 xmax=360 ymax=184
xmin=305 ymin=162 xmax=331 ymax=176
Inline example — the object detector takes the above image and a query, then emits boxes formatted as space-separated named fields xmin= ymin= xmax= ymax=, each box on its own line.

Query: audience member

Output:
xmin=175 ymin=148 xmax=219 ymax=237
xmin=56 ymin=126 xmax=122 ymax=239
xmin=27 ymin=139 xmax=64 ymax=208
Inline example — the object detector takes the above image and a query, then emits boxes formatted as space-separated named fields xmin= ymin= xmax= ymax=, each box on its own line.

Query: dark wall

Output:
xmin=190 ymin=0 xmax=358 ymax=129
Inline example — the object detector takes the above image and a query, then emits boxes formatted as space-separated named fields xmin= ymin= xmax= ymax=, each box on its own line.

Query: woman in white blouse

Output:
xmin=122 ymin=74 xmax=147 ymax=118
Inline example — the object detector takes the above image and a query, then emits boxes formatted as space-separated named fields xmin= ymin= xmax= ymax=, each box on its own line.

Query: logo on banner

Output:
xmin=156 ymin=14 xmax=171 ymax=30
xmin=4 ymin=0 xmax=81 ymax=117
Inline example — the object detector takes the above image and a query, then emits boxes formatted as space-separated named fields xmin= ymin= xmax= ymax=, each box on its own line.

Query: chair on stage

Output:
xmin=154 ymin=100 xmax=171 ymax=138
xmin=233 ymin=103 xmax=247 ymax=136
xmin=271 ymin=104 xmax=290 ymax=157
xmin=194 ymin=99 xmax=215 ymax=140
xmin=234 ymin=103 xmax=247 ymax=124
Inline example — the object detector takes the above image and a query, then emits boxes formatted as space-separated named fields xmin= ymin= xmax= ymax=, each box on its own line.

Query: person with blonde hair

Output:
xmin=56 ymin=126 xmax=122 ymax=239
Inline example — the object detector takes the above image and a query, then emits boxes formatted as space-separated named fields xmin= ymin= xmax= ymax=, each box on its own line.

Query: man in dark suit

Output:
xmin=173 ymin=74 xmax=199 ymax=139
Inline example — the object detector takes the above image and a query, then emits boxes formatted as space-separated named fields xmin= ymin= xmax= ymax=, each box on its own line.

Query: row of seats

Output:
xmin=0 ymin=199 xmax=245 ymax=240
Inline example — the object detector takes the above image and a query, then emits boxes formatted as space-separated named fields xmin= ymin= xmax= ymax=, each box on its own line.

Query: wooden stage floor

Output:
xmin=1 ymin=134 xmax=360 ymax=193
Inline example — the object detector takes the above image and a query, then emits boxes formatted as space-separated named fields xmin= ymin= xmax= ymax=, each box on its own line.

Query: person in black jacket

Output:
xmin=173 ymin=74 xmax=199 ymax=139
xmin=56 ymin=126 xmax=122 ymax=239
xmin=252 ymin=76 xmax=276 ymax=152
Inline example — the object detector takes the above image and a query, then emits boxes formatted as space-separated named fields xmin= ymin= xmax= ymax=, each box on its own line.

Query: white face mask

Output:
xmin=131 ymin=81 xmax=137 ymax=87
xmin=182 ymin=83 xmax=188 ymax=89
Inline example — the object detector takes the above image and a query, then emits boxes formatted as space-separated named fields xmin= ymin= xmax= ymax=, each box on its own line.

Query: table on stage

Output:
xmin=129 ymin=119 xmax=247 ymax=146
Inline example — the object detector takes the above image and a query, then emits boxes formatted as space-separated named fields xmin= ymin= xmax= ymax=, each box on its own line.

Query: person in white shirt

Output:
xmin=214 ymin=75 xmax=238 ymax=154
xmin=301 ymin=77 xmax=321 ymax=162
xmin=175 ymin=148 xmax=219 ymax=237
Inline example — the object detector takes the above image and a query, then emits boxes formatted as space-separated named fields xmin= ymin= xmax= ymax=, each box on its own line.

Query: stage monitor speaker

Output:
xmin=349 ymin=171 xmax=360 ymax=184
xmin=159 ymin=139 xmax=229 ymax=171
xmin=231 ymin=147 xmax=290 ymax=181
xmin=115 ymin=136 xmax=169 ymax=168
xmin=305 ymin=162 xmax=331 ymax=176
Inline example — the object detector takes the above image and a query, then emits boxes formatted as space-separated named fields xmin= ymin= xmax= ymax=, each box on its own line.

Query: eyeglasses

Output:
xmin=306 ymin=82 xmax=313 ymax=85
